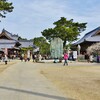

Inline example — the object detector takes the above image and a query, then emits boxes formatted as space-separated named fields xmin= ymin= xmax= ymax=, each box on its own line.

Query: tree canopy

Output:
xmin=87 ymin=43 xmax=100 ymax=55
xmin=32 ymin=37 xmax=50 ymax=55
xmin=41 ymin=17 xmax=87 ymax=47
xmin=18 ymin=36 xmax=27 ymax=41
xmin=0 ymin=0 xmax=14 ymax=20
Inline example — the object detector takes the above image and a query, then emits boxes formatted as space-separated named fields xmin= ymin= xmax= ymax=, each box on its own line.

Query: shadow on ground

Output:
xmin=0 ymin=86 xmax=76 ymax=100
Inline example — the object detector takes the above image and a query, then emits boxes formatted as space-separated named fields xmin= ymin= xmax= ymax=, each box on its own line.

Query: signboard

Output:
xmin=73 ymin=51 xmax=77 ymax=59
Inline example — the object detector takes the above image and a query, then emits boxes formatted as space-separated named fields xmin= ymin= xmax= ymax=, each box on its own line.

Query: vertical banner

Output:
xmin=4 ymin=48 xmax=8 ymax=55
xmin=27 ymin=50 xmax=30 ymax=58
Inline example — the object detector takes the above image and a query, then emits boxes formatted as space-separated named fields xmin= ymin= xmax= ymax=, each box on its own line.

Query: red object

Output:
xmin=64 ymin=53 xmax=68 ymax=60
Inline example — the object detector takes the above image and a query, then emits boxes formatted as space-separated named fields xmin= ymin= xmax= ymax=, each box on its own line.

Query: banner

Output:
xmin=4 ymin=48 xmax=8 ymax=55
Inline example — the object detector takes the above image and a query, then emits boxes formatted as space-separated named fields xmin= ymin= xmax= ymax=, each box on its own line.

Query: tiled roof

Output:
xmin=85 ymin=36 xmax=100 ymax=42
xmin=0 ymin=29 xmax=35 ymax=48
xmin=74 ymin=26 xmax=100 ymax=45
xmin=0 ymin=39 xmax=17 ymax=44
xmin=0 ymin=43 xmax=15 ymax=48
xmin=2 ymin=29 xmax=19 ymax=40
xmin=0 ymin=39 xmax=17 ymax=48
xmin=19 ymin=40 xmax=33 ymax=48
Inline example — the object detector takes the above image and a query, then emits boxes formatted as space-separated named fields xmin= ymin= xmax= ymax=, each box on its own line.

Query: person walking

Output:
xmin=63 ymin=52 xmax=68 ymax=66
xmin=32 ymin=54 xmax=36 ymax=62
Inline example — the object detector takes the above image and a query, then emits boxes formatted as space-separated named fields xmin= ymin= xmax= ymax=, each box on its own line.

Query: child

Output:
xmin=63 ymin=52 xmax=68 ymax=66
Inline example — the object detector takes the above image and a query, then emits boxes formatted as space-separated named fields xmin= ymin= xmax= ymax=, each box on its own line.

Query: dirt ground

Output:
xmin=40 ymin=62 xmax=100 ymax=100
xmin=0 ymin=61 xmax=16 ymax=73
xmin=0 ymin=60 xmax=100 ymax=100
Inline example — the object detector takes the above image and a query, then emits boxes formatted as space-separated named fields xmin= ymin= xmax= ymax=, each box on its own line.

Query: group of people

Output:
xmin=20 ymin=53 xmax=30 ymax=62
xmin=85 ymin=53 xmax=100 ymax=63
xmin=56 ymin=51 xmax=100 ymax=66
xmin=85 ymin=53 xmax=94 ymax=63
xmin=32 ymin=54 xmax=42 ymax=62
xmin=20 ymin=53 xmax=42 ymax=62
xmin=1 ymin=50 xmax=100 ymax=65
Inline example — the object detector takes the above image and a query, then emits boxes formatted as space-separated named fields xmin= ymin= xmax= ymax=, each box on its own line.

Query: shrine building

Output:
xmin=74 ymin=26 xmax=100 ymax=53
xmin=0 ymin=29 xmax=34 ymax=57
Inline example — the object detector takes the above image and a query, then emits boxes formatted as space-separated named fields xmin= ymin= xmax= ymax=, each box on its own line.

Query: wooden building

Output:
xmin=0 ymin=29 xmax=34 ymax=58
xmin=74 ymin=26 xmax=100 ymax=53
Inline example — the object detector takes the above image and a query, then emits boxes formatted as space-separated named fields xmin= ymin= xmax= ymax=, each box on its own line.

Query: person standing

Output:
xmin=89 ymin=54 xmax=94 ymax=63
xmin=97 ymin=55 xmax=100 ymax=63
xmin=4 ymin=54 xmax=8 ymax=64
xmin=32 ymin=54 xmax=36 ymax=62
xmin=63 ymin=52 xmax=68 ymax=66
xmin=24 ymin=54 xmax=27 ymax=62
xmin=85 ymin=53 xmax=90 ymax=63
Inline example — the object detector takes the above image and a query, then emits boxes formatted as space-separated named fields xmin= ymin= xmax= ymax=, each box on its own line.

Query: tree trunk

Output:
xmin=63 ymin=40 xmax=66 ymax=48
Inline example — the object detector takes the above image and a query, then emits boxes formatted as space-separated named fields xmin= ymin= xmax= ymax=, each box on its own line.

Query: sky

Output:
xmin=0 ymin=0 xmax=100 ymax=40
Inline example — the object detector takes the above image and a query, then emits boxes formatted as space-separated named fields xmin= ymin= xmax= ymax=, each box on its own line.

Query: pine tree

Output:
xmin=0 ymin=0 xmax=14 ymax=20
